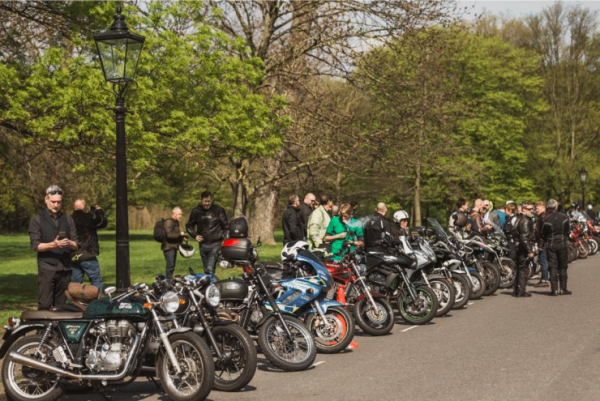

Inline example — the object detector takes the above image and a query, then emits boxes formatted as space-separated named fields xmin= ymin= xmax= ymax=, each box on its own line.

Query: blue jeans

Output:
xmin=71 ymin=258 xmax=103 ymax=292
xmin=164 ymin=249 xmax=177 ymax=280
xmin=539 ymin=247 xmax=549 ymax=281
xmin=200 ymin=242 xmax=221 ymax=274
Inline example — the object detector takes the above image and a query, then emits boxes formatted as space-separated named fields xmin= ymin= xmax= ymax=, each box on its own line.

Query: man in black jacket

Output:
xmin=282 ymin=195 xmax=303 ymax=245
xmin=541 ymin=199 xmax=571 ymax=296
xmin=298 ymin=193 xmax=316 ymax=239
xmin=186 ymin=191 xmax=228 ymax=274
xmin=29 ymin=185 xmax=79 ymax=310
xmin=515 ymin=202 xmax=536 ymax=297
xmin=71 ymin=199 xmax=108 ymax=291
xmin=364 ymin=202 xmax=393 ymax=252
xmin=162 ymin=207 xmax=186 ymax=280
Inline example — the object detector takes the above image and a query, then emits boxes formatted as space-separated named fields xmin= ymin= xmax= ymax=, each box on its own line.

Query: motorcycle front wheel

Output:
xmin=429 ymin=278 xmax=455 ymax=317
xmin=578 ymin=242 xmax=589 ymax=259
xmin=480 ymin=261 xmax=501 ymax=296
xmin=157 ymin=332 xmax=215 ymax=401
xmin=468 ymin=271 xmax=486 ymax=300
xmin=588 ymin=238 xmax=599 ymax=255
xmin=450 ymin=274 xmax=471 ymax=309
xmin=353 ymin=297 xmax=395 ymax=336
xmin=2 ymin=334 xmax=63 ymax=401
xmin=397 ymin=286 xmax=438 ymax=325
xmin=568 ymin=243 xmax=578 ymax=262
xmin=499 ymin=258 xmax=517 ymax=289
xmin=210 ymin=324 xmax=257 ymax=392
xmin=257 ymin=315 xmax=316 ymax=371
xmin=305 ymin=306 xmax=355 ymax=354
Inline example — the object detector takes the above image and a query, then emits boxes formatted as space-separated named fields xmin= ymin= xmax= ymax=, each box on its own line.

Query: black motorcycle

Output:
xmin=153 ymin=272 xmax=257 ymax=392
xmin=1 ymin=283 xmax=214 ymax=401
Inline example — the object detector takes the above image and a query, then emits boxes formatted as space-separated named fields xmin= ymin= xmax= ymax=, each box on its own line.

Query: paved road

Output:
xmin=32 ymin=256 xmax=600 ymax=400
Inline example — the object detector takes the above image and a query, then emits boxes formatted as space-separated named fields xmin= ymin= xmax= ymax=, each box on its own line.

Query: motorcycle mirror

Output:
xmin=104 ymin=286 xmax=116 ymax=299
xmin=188 ymin=267 xmax=195 ymax=275
xmin=156 ymin=274 xmax=166 ymax=281
xmin=256 ymin=236 xmax=262 ymax=247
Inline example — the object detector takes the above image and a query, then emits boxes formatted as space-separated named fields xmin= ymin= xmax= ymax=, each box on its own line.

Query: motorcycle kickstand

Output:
xmin=147 ymin=375 xmax=161 ymax=390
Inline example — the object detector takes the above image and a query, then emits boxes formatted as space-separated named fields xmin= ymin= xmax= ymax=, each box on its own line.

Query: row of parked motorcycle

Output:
xmin=0 ymin=216 xmax=591 ymax=401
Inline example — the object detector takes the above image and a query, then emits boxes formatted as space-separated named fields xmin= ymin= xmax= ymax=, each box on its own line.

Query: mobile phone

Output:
xmin=58 ymin=231 xmax=66 ymax=240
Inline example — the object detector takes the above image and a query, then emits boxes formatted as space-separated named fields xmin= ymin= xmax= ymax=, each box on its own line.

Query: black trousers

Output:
xmin=515 ymin=250 xmax=530 ymax=295
xmin=547 ymin=245 xmax=568 ymax=291
xmin=38 ymin=267 xmax=71 ymax=310
xmin=164 ymin=249 xmax=178 ymax=280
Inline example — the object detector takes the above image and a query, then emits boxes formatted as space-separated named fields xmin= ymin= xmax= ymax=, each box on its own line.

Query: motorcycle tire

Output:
xmin=353 ymin=297 xmax=395 ymax=336
xmin=257 ymin=315 xmax=316 ymax=371
xmin=429 ymin=278 xmax=455 ymax=317
xmin=450 ymin=274 xmax=471 ymax=309
xmin=468 ymin=271 xmax=486 ymax=300
xmin=527 ymin=258 xmax=539 ymax=280
xmin=589 ymin=238 xmax=599 ymax=255
xmin=2 ymin=334 xmax=63 ymax=401
xmin=481 ymin=261 xmax=501 ymax=296
xmin=577 ymin=242 xmax=589 ymax=259
xmin=397 ymin=285 xmax=438 ymax=325
xmin=157 ymin=332 xmax=215 ymax=401
xmin=210 ymin=324 xmax=257 ymax=392
xmin=498 ymin=258 xmax=517 ymax=289
xmin=568 ymin=243 xmax=578 ymax=262
xmin=305 ymin=306 xmax=355 ymax=354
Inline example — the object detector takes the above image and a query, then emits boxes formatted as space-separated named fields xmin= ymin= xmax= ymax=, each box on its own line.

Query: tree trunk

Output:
xmin=335 ymin=167 xmax=343 ymax=205
xmin=248 ymin=157 xmax=282 ymax=244
xmin=414 ymin=162 xmax=421 ymax=227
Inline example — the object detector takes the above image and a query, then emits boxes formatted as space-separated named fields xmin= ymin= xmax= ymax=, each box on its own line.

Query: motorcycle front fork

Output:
xmin=147 ymin=295 xmax=182 ymax=374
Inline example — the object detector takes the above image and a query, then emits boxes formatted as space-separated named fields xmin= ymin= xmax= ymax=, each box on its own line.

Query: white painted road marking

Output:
xmin=402 ymin=326 xmax=418 ymax=332
xmin=311 ymin=361 xmax=326 ymax=367
xmin=468 ymin=302 xmax=474 ymax=305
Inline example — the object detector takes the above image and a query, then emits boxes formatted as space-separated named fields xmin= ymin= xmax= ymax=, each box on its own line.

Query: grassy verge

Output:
xmin=0 ymin=230 xmax=285 ymax=332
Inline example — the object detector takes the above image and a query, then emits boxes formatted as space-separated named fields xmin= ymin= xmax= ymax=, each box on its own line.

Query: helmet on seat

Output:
xmin=393 ymin=210 xmax=410 ymax=223
xmin=454 ymin=212 xmax=468 ymax=228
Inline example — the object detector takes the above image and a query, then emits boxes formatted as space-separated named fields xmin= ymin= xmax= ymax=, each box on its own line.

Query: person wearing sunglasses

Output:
xmin=29 ymin=185 xmax=80 ymax=310
xmin=514 ymin=201 xmax=536 ymax=297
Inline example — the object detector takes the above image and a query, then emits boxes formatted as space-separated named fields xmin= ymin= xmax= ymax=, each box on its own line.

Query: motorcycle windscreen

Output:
xmin=297 ymin=249 xmax=332 ymax=288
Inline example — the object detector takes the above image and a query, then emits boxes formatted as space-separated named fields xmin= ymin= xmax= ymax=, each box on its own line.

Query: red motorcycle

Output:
xmin=322 ymin=244 xmax=395 ymax=336
xmin=569 ymin=220 xmax=590 ymax=259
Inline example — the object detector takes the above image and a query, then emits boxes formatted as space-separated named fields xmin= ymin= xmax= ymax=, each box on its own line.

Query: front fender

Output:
xmin=298 ymin=300 xmax=345 ymax=317
xmin=166 ymin=327 xmax=191 ymax=336
xmin=425 ymin=273 xmax=447 ymax=281
xmin=0 ymin=323 xmax=46 ymax=359
xmin=355 ymin=292 xmax=384 ymax=302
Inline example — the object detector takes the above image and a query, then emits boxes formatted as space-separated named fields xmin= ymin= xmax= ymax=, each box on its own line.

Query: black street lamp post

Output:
xmin=579 ymin=166 xmax=588 ymax=208
xmin=94 ymin=6 xmax=145 ymax=292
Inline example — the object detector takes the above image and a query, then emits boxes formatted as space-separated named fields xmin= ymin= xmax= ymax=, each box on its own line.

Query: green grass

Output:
xmin=0 ymin=230 xmax=285 ymax=331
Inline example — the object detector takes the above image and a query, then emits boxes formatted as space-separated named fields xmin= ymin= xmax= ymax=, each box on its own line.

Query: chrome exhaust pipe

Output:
xmin=8 ymin=334 xmax=140 ymax=381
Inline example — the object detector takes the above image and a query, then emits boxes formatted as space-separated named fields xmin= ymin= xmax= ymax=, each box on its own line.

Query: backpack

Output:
xmin=153 ymin=218 xmax=166 ymax=243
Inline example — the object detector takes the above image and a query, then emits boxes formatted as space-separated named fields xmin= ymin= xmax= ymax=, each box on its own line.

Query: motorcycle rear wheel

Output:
xmin=397 ymin=286 xmax=438 ymax=325
xmin=353 ymin=297 xmax=395 ymax=336
xmin=257 ymin=315 xmax=316 ymax=371
xmin=450 ymin=274 xmax=471 ymax=309
xmin=305 ymin=306 xmax=355 ymax=354
xmin=157 ymin=332 xmax=215 ymax=401
xmin=2 ymin=334 xmax=63 ymax=401
xmin=429 ymin=278 xmax=455 ymax=317
xmin=210 ymin=324 xmax=257 ymax=392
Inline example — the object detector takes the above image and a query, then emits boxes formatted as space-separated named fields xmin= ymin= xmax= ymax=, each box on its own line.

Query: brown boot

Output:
xmin=534 ymin=281 xmax=549 ymax=288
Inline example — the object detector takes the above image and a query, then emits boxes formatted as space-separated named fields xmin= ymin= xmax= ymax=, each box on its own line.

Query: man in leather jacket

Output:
xmin=515 ymin=202 xmax=536 ymax=297
xmin=364 ymin=202 xmax=393 ymax=252
xmin=186 ymin=191 xmax=228 ymax=274
xmin=540 ymin=199 xmax=571 ymax=295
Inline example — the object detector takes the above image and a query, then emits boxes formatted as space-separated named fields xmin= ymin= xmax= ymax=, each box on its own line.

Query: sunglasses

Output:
xmin=46 ymin=190 xmax=63 ymax=196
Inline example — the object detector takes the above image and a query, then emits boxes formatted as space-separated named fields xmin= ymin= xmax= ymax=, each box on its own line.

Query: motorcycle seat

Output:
xmin=21 ymin=310 xmax=84 ymax=320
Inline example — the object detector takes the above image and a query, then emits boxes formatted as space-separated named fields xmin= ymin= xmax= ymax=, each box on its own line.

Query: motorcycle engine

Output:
xmin=85 ymin=320 xmax=136 ymax=372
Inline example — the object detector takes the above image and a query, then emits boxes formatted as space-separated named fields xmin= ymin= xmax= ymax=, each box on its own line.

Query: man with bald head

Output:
xmin=364 ymin=202 xmax=393 ymax=252
xmin=71 ymin=198 xmax=107 ymax=291
xmin=299 ymin=193 xmax=317 ymax=239
xmin=163 ymin=207 xmax=187 ymax=280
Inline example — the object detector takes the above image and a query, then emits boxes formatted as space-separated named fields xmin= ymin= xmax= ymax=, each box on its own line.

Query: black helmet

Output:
xmin=454 ymin=212 xmax=468 ymax=227
xmin=571 ymin=202 xmax=579 ymax=210
xmin=229 ymin=216 xmax=248 ymax=238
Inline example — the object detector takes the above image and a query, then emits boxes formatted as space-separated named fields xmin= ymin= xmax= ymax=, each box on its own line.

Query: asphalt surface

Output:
xmin=13 ymin=255 xmax=600 ymax=401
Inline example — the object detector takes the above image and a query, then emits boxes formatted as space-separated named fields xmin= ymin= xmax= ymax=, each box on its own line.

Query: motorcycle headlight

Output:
xmin=205 ymin=284 xmax=221 ymax=307
xmin=160 ymin=291 xmax=180 ymax=313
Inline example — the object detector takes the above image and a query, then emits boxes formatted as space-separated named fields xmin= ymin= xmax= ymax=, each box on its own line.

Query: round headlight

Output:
xmin=160 ymin=291 xmax=180 ymax=313
xmin=205 ymin=284 xmax=221 ymax=307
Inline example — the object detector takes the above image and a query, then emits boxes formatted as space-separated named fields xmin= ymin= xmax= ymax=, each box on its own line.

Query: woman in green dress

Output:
xmin=324 ymin=203 xmax=364 ymax=260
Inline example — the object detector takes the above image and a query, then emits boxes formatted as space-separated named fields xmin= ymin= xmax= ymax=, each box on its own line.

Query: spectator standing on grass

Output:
xmin=163 ymin=207 xmax=186 ymax=280
xmin=29 ymin=185 xmax=79 ymax=310
xmin=282 ymin=194 xmax=303 ymax=245
xmin=307 ymin=194 xmax=333 ymax=249
xmin=186 ymin=191 xmax=228 ymax=274
xmin=71 ymin=199 xmax=107 ymax=291
xmin=299 ymin=193 xmax=317 ymax=238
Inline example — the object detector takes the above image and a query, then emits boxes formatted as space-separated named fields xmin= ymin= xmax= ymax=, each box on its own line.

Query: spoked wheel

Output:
xmin=257 ymin=315 xmax=316 ymax=371
xmin=429 ymin=279 xmax=455 ymax=317
xmin=353 ymin=297 xmax=395 ymax=336
xmin=157 ymin=332 xmax=215 ymax=401
xmin=480 ymin=262 xmax=501 ymax=296
xmin=396 ymin=285 xmax=438 ymax=325
xmin=2 ymin=334 xmax=63 ymax=401
xmin=210 ymin=324 xmax=257 ymax=392
xmin=450 ymin=274 xmax=471 ymax=309
xmin=305 ymin=306 xmax=355 ymax=354
xmin=468 ymin=271 xmax=486 ymax=300
xmin=578 ymin=242 xmax=590 ymax=259
xmin=498 ymin=258 xmax=517 ymax=289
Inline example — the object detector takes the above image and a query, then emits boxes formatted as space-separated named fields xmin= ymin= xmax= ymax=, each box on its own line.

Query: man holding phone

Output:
xmin=29 ymin=185 xmax=79 ymax=310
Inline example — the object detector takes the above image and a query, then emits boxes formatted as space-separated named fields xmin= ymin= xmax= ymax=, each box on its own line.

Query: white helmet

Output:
xmin=393 ymin=210 xmax=409 ymax=223
xmin=179 ymin=243 xmax=195 ymax=258
xmin=281 ymin=240 xmax=309 ymax=261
